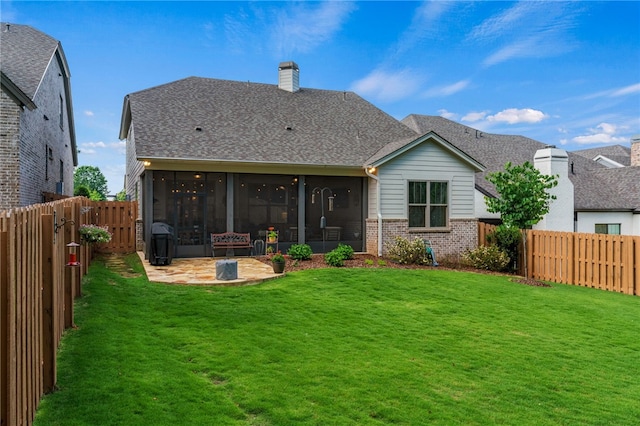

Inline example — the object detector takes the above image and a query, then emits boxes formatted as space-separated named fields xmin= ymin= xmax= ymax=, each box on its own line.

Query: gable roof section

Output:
xmin=573 ymin=144 xmax=631 ymax=167
xmin=573 ymin=167 xmax=640 ymax=212
xmin=0 ymin=23 xmax=77 ymax=165
xmin=365 ymin=131 xmax=484 ymax=172
xmin=120 ymin=77 xmax=418 ymax=171
xmin=0 ymin=23 xmax=59 ymax=100
xmin=402 ymin=115 xmax=605 ymax=198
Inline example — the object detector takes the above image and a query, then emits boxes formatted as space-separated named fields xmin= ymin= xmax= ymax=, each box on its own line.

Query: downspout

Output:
xmin=365 ymin=166 xmax=383 ymax=256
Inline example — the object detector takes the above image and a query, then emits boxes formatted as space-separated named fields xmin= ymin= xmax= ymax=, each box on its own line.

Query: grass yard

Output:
xmin=34 ymin=254 xmax=640 ymax=425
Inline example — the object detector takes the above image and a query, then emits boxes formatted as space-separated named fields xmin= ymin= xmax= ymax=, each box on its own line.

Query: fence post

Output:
xmin=41 ymin=214 xmax=56 ymax=393
xmin=63 ymin=205 xmax=75 ymax=329
xmin=1 ymin=227 xmax=9 ymax=425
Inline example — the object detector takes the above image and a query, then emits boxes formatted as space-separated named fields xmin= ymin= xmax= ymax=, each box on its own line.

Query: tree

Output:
xmin=485 ymin=161 xmax=558 ymax=275
xmin=74 ymin=166 xmax=108 ymax=201
xmin=485 ymin=161 xmax=558 ymax=229
xmin=115 ymin=188 xmax=127 ymax=201
xmin=74 ymin=184 xmax=91 ymax=198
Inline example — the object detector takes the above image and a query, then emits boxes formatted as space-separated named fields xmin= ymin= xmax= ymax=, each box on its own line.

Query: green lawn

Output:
xmin=34 ymin=254 xmax=640 ymax=425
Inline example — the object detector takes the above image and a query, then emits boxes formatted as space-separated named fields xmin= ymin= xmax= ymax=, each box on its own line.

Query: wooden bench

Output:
xmin=211 ymin=232 xmax=253 ymax=257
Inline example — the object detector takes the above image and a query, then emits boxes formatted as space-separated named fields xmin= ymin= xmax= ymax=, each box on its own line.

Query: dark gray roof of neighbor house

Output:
xmin=121 ymin=76 xmax=419 ymax=168
xmin=400 ymin=115 xmax=639 ymax=212
xmin=573 ymin=144 xmax=631 ymax=167
xmin=572 ymin=167 xmax=640 ymax=211
xmin=0 ymin=23 xmax=59 ymax=100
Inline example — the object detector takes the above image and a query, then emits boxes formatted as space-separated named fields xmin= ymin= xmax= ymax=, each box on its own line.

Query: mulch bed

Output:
xmin=258 ymin=254 xmax=551 ymax=287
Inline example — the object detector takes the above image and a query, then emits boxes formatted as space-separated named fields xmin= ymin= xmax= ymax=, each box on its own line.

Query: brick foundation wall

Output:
xmin=365 ymin=218 xmax=478 ymax=257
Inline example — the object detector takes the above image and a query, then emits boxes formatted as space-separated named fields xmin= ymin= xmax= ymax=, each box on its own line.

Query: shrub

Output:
xmin=324 ymin=250 xmax=345 ymax=267
xmin=462 ymin=245 xmax=510 ymax=272
xmin=486 ymin=225 xmax=522 ymax=271
xmin=287 ymin=244 xmax=313 ymax=260
xmin=386 ymin=236 xmax=430 ymax=265
xmin=334 ymin=243 xmax=354 ymax=260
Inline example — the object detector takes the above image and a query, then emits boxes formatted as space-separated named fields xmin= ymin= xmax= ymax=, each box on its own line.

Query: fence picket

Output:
xmin=479 ymin=223 xmax=638 ymax=296
xmin=1 ymin=198 xmax=137 ymax=426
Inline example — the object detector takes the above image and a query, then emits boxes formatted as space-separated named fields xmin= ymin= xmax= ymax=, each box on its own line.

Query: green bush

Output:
xmin=462 ymin=245 xmax=510 ymax=272
xmin=486 ymin=225 xmax=522 ymax=271
xmin=324 ymin=250 xmax=345 ymax=267
xmin=287 ymin=244 xmax=313 ymax=260
xmin=334 ymin=243 xmax=354 ymax=260
xmin=386 ymin=236 xmax=430 ymax=265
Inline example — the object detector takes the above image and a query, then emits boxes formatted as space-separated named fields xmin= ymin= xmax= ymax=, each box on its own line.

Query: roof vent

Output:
xmin=278 ymin=61 xmax=300 ymax=93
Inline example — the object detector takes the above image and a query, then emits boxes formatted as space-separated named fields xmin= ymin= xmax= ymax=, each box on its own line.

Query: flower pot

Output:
xmin=272 ymin=261 xmax=285 ymax=274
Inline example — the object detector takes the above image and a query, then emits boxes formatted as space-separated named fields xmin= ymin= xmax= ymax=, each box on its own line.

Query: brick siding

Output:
xmin=365 ymin=218 xmax=478 ymax=257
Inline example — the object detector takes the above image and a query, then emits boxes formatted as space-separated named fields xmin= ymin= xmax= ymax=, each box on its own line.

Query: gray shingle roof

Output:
xmin=402 ymin=115 xmax=638 ymax=211
xmin=122 ymin=77 xmax=418 ymax=169
xmin=573 ymin=145 xmax=631 ymax=167
xmin=0 ymin=23 xmax=59 ymax=100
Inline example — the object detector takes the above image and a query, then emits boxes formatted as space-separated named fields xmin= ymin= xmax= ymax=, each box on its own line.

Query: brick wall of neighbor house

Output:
xmin=0 ymin=91 xmax=22 ymax=209
xmin=631 ymin=135 xmax=640 ymax=167
xmin=365 ymin=218 xmax=478 ymax=258
xmin=17 ymin=56 xmax=75 ymax=207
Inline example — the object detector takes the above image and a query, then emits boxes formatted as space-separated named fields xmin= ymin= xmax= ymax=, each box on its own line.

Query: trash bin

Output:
xmin=150 ymin=222 xmax=174 ymax=266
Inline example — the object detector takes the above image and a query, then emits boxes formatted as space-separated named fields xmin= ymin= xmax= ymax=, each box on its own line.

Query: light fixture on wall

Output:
xmin=143 ymin=161 xmax=151 ymax=167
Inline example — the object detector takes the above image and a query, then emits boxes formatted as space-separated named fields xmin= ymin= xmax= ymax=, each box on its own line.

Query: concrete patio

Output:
xmin=137 ymin=252 xmax=283 ymax=286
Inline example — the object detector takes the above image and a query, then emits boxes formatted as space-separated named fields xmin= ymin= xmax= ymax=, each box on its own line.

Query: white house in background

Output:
xmin=403 ymin=116 xmax=640 ymax=236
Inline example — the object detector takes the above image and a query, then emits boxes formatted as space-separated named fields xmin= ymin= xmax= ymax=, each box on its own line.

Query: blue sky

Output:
xmin=2 ymin=1 xmax=639 ymax=193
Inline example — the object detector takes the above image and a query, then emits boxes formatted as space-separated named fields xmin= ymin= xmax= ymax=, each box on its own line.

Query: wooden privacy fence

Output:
xmin=478 ymin=222 xmax=639 ymax=296
xmin=1 ymin=197 xmax=137 ymax=426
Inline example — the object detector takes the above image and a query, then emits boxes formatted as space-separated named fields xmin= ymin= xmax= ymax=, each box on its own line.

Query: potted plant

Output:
xmin=267 ymin=229 xmax=278 ymax=242
xmin=78 ymin=224 xmax=112 ymax=244
xmin=271 ymin=251 xmax=286 ymax=273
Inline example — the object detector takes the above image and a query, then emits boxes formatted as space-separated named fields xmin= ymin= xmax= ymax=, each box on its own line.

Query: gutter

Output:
xmin=365 ymin=166 xmax=382 ymax=257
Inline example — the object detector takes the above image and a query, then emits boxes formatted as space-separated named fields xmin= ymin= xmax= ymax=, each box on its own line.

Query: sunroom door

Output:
xmin=175 ymin=193 xmax=207 ymax=257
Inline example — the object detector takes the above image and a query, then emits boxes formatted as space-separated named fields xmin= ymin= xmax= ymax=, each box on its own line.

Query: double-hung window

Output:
xmin=408 ymin=181 xmax=448 ymax=229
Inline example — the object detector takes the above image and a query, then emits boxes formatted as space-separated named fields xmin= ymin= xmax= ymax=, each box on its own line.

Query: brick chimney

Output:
xmin=631 ymin=134 xmax=640 ymax=166
xmin=533 ymin=146 xmax=574 ymax=232
xmin=278 ymin=61 xmax=299 ymax=93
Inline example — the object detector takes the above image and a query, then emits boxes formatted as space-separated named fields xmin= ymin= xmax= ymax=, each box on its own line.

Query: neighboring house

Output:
xmin=403 ymin=115 xmax=640 ymax=236
xmin=120 ymin=62 xmax=484 ymax=259
xmin=0 ymin=23 xmax=77 ymax=209
xmin=573 ymin=144 xmax=631 ymax=168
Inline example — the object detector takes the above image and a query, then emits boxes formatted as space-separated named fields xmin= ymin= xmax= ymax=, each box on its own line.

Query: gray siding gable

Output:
xmin=377 ymin=137 xmax=478 ymax=219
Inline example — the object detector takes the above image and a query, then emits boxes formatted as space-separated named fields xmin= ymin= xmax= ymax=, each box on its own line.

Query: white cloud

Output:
xmin=611 ymin=83 xmax=640 ymax=97
xmin=469 ymin=2 xmax=581 ymax=67
xmin=84 ymin=110 xmax=94 ymax=117
xmin=82 ymin=141 xmax=107 ymax=149
xmin=350 ymin=68 xmax=423 ymax=102
xmin=271 ymin=1 xmax=356 ymax=55
xmin=438 ymin=109 xmax=458 ymax=120
xmin=424 ymin=79 xmax=469 ymax=97
xmin=461 ymin=111 xmax=488 ymax=122
xmin=585 ymin=83 xmax=640 ymax=99
xmin=487 ymin=108 xmax=548 ymax=124
xmin=572 ymin=122 xmax=628 ymax=145
xmin=110 ymin=141 xmax=127 ymax=155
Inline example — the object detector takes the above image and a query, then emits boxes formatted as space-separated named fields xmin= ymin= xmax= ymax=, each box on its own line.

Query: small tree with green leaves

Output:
xmin=74 ymin=166 xmax=108 ymax=201
xmin=485 ymin=161 xmax=558 ymax=274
